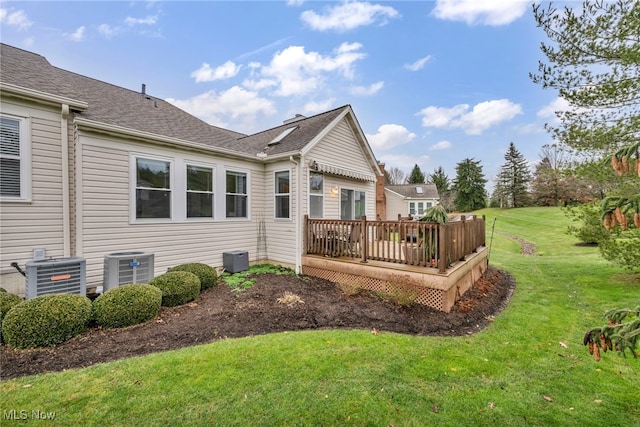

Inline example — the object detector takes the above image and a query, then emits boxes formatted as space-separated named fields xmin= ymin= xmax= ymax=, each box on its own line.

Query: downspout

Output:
xmin=290 ymin=155 xmax=301 ymax=273
xmin=61 ymin=104 xmax=71 ymax=256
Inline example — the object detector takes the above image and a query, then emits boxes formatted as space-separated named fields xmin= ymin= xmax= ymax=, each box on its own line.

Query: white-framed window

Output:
xmin=341 ymin=188 xmax=366 ymax=220
xmin=309 ymin=171 xmax=323 ymax=218
xmin=186 ymin=164 xmax=214 ymax=218
xmin=0 ymin=114 xmax=30 ymax=201
xmin=135 ymin=156 xmax=172 ymax=219
xmin=226 ymin=170 xmax=248 ymax=218
xmin=409 ymin=202 xmax=416 ymax=216
xmin=274 ymin=170 xmax=290 ymax=219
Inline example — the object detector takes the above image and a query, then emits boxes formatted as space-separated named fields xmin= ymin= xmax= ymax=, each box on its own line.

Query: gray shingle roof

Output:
xmin=0 ymin=43 xmax=354 ymax=158
xmin=386 ymin=184 xmax=439 ymax=199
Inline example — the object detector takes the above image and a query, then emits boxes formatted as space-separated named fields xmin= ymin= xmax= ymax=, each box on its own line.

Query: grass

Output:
xmin=2 ymin=207 xmax=639 ymax=426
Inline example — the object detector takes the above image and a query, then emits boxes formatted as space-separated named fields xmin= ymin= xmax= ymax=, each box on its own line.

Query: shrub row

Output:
xmin=1 ymin=262 xmax=219 ymax=348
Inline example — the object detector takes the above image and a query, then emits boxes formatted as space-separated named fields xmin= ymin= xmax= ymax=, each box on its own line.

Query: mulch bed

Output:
xmin=0 ymin=267 xmax=514 ymax=380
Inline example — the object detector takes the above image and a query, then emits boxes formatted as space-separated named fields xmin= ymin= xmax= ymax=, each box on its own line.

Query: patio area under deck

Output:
xmin=302 ymin=215 xmax=488 ymax=312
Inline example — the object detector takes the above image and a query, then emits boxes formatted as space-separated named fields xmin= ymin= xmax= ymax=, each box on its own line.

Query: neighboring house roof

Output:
xmin=0 ymin=43 xmax=380 ymax=173
xmin=385 ymin=184 xmax=439 ymax=199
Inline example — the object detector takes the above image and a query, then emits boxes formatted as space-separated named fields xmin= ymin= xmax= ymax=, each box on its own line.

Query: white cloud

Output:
xmin=0 ymin=8 xmax=33 ymax=30
xmin=98 ymin=24 xmax=119 ymax=39
xmin=301 ymin=99 xmax=336 ymax=116
xmin=301 ymin=2 xmax=399 ymax=32
xmin=418 ymin=104 xmax=469 ymax=128
xmin=349 ymin=81 xmax=384 ymax=96
xmin=429 ymin=140 xmax=452 ymax=151
xmin=287 ymin=0 xmax=305 ymax=6
xmin=257 ymin=43 xmax=366 ymax=97
xmin=404 ymin=55 xmax=432 ymax=72
xmin=537 ymin=96 xmax=571 ymax=122
xmin=125 ymin=15 xmax=158 ymax=26
xmin=417 ymin=99 xmax=522 ymax=135
xmin=65 ymin=26 xmax=86 ymax=42
xmin=366 ymin=124 xmax=416 ymax=151
xmin=431 ymin=0 xmax=528 ymax=26
xmin=191 ymin=61 xmax=242 ymax=83
xmin=166 ymin=86 xmax=276 ymax=131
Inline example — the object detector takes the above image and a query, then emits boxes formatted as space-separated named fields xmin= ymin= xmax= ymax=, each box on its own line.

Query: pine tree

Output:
xmin=497 ymin=142 xmax=532 ymax=208
xmin=430 ymin=166 xmax=455 ymax=211
xmin=407 ymin=164 xmax=425 ymax=184
xmin=532 ymin=0 xmax=640 ymax=360
xmin=452 ymin=158 xmax=487 ymax=211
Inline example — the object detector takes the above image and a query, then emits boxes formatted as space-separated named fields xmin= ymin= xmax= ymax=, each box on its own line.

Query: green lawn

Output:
xmin=1 ymin=207 xmax=639 ymax=426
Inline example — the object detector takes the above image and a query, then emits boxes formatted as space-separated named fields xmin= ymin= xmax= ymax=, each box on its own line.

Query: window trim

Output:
xmin=308 ymin=171 xmax=324 ymax=219
xmin=185 ymin=162 xmax=215 ymax=220
xmin=341 ymin=187 xmax=366 ymax=220
xmin=274 ymin=169 xmax=291 ymax=220
xmin=225 ymin=168 xmax=249 ymax=220
xmin=0 ymin=114 xmax=31 ymax=202
xmin=130 ymin=154 xmax=174 ymax=223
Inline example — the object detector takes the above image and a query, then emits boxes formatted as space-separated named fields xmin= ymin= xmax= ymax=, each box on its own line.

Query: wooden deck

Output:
xmin=302 ymin=246 xmax=488 ymax=312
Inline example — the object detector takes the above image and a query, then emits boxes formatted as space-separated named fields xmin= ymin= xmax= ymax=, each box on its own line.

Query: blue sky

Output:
xmin=0 ymin=1 xmax=567 ymax=190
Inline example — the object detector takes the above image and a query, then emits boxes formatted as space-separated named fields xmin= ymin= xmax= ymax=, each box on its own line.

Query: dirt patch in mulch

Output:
xmin=0 ymin=267 xmax=514 ymax=380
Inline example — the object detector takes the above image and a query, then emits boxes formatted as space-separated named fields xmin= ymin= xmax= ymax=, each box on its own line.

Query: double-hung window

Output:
xmin=226 ymin=170 xmax=247 ymax=218
xmin=341 ymin=189 xmax=366 ymax=220
xmin=275 ymin=170 xmax=290 ymax=219
xmin=186 ymin=165 xmax=214 ymax=218
xmin=136 ymin=157 xmax=171 ymax=219
xmin=0 ymin=115 xmax=30 ymax=200
xmin=309 ymin=171 xmax=323 ymax=218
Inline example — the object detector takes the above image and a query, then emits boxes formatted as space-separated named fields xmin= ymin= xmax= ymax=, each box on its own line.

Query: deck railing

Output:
xmin=304 ymin=214 xmax=486 ymax=273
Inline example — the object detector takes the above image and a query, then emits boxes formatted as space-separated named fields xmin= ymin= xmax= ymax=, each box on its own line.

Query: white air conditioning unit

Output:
xmin=103 ymin=252 xmax=154 ymax=292
xmin=25 ymin=257 xmax=87 ymax=300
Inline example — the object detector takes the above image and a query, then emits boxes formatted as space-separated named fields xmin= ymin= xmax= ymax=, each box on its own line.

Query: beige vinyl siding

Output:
xmin=0 ymin=102 xmax=65 ymax=287
xmin=263 ymin=161 xmax=297 ymax=266
xmin=306 ymin=119 xmax=372 ymax=174
xmin=303 ymin=118 xmax=377 ymax=220
xmin=77 ymin=136 xmax=266 ymax=287
xmin=385 ymin=190 xmax=407 ymax=220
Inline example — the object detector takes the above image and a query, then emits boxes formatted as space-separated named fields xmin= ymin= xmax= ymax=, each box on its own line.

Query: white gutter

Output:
xmin=0 ymin=82 xmax=88 ymax=110
xmin=73 ymin=117 xmax=261 ymax=162
xmin=61 ymin=104 xmax=71 ymax=256
xmin=290 ymin=155 xmax=302 ymax=273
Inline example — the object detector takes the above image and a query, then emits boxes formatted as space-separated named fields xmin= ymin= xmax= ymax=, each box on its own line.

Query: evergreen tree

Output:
xmin=429 ymin=166 xmax=450 ymax=195
xmin=452 ymin=158 xmax=487 ymax=211
xmin=497 ymin=142 xmax=532 ymax=208
xmin=407 ymin=164 xmax=426 ymax=184
xmin=532 ymin=0 xmax=640 ymax=360
xmin=430 ymin=166 xmax=455 ymax=211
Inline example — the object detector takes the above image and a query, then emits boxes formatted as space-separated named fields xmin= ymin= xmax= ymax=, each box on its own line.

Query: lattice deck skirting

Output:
xmin=302 ymin=247 xmax=487 ymax=312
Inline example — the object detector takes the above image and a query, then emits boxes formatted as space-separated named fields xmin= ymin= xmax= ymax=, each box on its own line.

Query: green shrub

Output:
xmin=0 ymin=292 xmax=23 ymax=342
xmin=149 ymin=271 xmax=200 ymax=307
xmin=564 ymin=202 xmax=609 ymax=244
xmin=0 ymin=287 xmax=7 ymax=292
xmin=92 ymin=284 xmax=162 ymax=328
xmin=2 ymin=294 xmax=92 ymax=348
xmin=168 ymin=262 xmax=218 ymax=290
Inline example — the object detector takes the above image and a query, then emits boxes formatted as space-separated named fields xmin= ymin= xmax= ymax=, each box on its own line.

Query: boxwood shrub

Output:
xmin=92 ymin=284 xmax=162 ymax=328
xmin=168 ymin=262 xmax=218 ymax=290
xmin=149 ymin=271 xmax=200 ymax=307
xmin=0 ymin=292 xmax=23 ymax=342
xmin=2 ymin=294 xmax=92 ymax=348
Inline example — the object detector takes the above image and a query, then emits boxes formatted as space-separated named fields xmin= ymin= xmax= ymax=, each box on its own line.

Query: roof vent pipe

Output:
xmin=141 ymin=83 xmax=146 ymax=95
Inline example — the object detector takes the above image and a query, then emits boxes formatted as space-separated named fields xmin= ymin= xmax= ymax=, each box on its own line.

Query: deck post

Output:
xmin=438 ymin=223 xmax=447 ymax=273
xmin=361 ymin=215 xmax=368 ymax=263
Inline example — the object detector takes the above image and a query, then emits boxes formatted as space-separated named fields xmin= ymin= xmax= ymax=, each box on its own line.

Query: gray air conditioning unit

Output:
xmin=103 ymin=252 xmax=154 ymax=292
xmin=25 ymin=257 xmax=87 ymax=299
